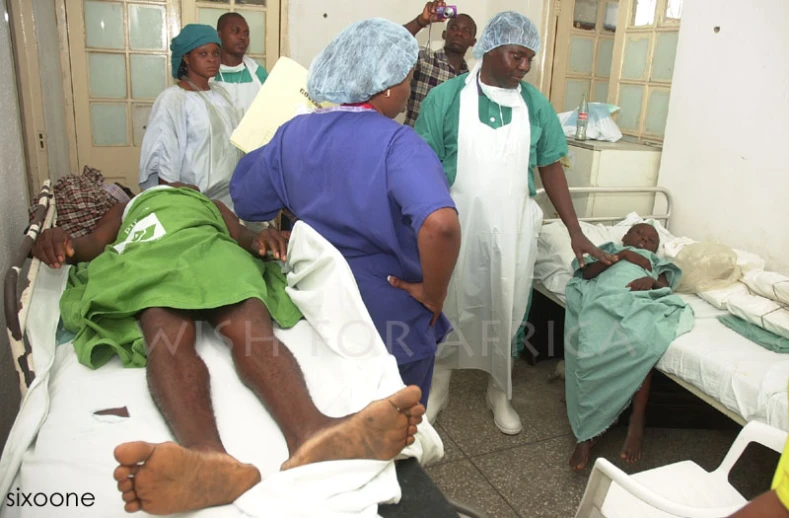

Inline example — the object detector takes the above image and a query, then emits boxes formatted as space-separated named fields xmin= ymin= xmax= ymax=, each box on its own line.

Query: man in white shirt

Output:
xmin=213 ymin=12 xmax=269 ymax=116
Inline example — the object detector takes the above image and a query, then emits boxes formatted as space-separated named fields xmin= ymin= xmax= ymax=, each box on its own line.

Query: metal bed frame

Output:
xmin=4 ymin=180 xmax=54 ymax=398
xmin=532 ymin=186 xmax=747 ymax=427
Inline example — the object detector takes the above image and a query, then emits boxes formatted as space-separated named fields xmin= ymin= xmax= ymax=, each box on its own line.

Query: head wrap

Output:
xmin=170 ymin=24 xmax=222 ymax=78
xmin=474 ymin=12 xmax=541 ymax=60
xmin=307 ymin=18 xmax=419 ymax=104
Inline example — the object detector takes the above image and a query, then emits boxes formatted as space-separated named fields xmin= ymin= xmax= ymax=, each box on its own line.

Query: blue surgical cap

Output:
xmin=474 ymin=12 xmax=541 ymax=60
xmin=170 ymin=24 xmax=222 ymax=78
xmin=308 ymin=19 xmax=419 ymax=104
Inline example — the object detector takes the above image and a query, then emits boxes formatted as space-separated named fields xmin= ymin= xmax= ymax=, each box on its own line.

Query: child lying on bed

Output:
xmin=32 ymin=184 xmax=426 ymax=515
xmin=564 ymin=223 xmax=694 ymax=471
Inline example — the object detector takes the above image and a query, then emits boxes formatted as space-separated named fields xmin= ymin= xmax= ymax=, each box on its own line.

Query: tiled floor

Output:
xmin=425 ymin=360 xmax=779 ymax=518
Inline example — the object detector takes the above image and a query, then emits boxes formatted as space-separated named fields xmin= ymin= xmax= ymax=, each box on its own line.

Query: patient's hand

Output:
xmin=32 ymin=227 xmax=74 ymax=269
xmin=251 ymin=229 xmax=290 ymax=261
xmin=627 ymin=276 xmax=656 ymax=291
xmin=617 ymin=249 xmax=653 ymax=272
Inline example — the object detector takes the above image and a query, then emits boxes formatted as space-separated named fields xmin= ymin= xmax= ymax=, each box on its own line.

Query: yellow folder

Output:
xmin=230 ymin=56 xmax=334 ymax=154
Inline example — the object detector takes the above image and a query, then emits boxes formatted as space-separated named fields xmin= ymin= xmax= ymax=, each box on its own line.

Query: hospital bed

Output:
xmin=531 ymin=187 xmax=789 ymax=431
xmin=0 ymin=182 xmax=486 ymax=518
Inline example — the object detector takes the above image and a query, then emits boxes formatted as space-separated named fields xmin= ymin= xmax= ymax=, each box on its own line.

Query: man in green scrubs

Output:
xmin=415 ymin=11 xmax=613 ymax=434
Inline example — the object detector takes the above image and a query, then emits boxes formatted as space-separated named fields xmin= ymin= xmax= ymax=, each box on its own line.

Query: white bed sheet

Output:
xmin=0 ymin=222 xmax=443 ymax=518
xmin=656 ymin=295 xmax=789 ymax=430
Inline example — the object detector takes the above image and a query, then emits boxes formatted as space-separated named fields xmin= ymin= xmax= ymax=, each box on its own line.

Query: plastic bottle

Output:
xmin=575 ymin=93 xmax=589 ymax=141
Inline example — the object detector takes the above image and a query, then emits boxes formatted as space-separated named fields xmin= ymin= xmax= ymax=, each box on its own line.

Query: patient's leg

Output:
xmin=206 ymin=298 xmax=425 ymax=468
xmin=621 ymin=371 xmax=652 ymax=463
xmin=139 ymin=307 xmax=224 ymax=453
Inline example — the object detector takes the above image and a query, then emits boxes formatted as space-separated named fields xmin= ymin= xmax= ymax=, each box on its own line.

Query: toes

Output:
xmin=389 ymin=386 xmax=422 ymax=413
xmin=403 ymin=404 xmax=425 ymax=418
xmin=117 ymin=479 xmax=134 ymax=492
xmin=124 ymin=500 xmax=142 ymax=513
xmin=406 ymin=436 xmax=415 ymax=446
xmin=114 ymin=465 xmax=132 ymax=481
xmin=114 ymin=441 xmax=156 ymax=466
xmin=114 ymin=463 xmax=141 ymax=482
xmin=122 ymin=490 xmax=138 ymax=503
xmin=407 ymin=425 xmax=418 ymax=436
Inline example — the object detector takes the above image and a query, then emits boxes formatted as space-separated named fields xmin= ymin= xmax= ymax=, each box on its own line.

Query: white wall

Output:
xmin=657 ymin=0 xmax=789 ymax=274
xmin=0 ymin=2 xmax=31 ymax=448
xmin=287 ymin=1 xmax=543 ymax=80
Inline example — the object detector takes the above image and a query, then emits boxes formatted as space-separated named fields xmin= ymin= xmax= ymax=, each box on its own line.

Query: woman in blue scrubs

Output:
xmin=230 ymin=19 xmax=461 ymax=406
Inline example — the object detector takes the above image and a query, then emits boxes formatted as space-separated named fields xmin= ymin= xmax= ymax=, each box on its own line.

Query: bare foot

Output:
xmin=569 ymin=439 xmax=595 ymax=472
xmin=113 ymin=441 xmax=261 ymax=515
xmin=621 ymin=416 xmax=645 ymax=463
xmin=281 ymin=385 xmax=425 ymax=471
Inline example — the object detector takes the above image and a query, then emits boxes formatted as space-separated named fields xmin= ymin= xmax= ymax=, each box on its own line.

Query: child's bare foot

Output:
xmin=113 ymin=442 xmax=261 ymax=515
xmin=281 ymin=385 xmax=424 ymax=471
xmin=621 ymin=416 xmax=645 ymax=463
xmin=569 ymin=439 xmax=595 ymax=472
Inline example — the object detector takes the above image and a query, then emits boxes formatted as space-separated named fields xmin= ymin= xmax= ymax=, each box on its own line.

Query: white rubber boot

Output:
xmin=486 ymin=377 xmax=522 ymax=435
xmin=425 ymin=367 xmax=452 ymax=423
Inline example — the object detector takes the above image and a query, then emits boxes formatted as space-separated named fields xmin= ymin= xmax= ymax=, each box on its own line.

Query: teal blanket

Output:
xmin=719 ymin=314 xmax=789 ymax=353
xmin=564 ymin=242 xmax=694 ymax=441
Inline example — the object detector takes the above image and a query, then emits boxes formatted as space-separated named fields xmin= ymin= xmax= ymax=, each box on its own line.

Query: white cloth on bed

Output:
xmin=657 ymin=295 xmax=789 ymax=430
xmin=0 ymin=221 xmax=442 ymax=518
xmin=742 ymin=269 xmax=789 ymax=307
xmin=726 ymin=292 xmax=789 ymax=341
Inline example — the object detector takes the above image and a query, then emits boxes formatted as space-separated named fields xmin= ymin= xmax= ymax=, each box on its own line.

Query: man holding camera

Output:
xmin=403 ymin=1 xmax=477 ymax=127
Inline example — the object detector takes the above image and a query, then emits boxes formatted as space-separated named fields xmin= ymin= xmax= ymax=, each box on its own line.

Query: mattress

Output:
xmin=656 ymin=295 xmax=789 ymax=430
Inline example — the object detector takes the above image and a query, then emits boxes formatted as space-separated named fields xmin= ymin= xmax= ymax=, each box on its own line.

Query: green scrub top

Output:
xmin=414 ymin=74 xmax=569 ymax=196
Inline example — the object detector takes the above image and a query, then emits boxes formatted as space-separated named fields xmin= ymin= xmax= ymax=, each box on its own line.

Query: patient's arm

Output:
xmin=581 ymin=261 xmax=613 ymax=280
xmin=617 ymin=249 xmax=653 ymax=271
xmin=212 ymin=200 xmax=289 ymax=261
xmin=653 ymin=273 xmax=670 ymax=289
xmin=32 ymin=202 xmax=126 ymax=268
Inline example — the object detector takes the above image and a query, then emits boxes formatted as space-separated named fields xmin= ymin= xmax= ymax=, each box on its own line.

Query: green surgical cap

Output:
xmin=475 ymin=12 xmax=541 ymax=59
xmin=170 ymin=24 xmax=222 ymax=79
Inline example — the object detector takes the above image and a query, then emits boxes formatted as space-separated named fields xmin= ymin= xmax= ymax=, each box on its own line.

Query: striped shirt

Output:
xmin=404 ymin=48 xmax=468 ymax=127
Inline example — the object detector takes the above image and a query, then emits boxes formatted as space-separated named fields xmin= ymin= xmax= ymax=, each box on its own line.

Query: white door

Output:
xmin=66 ymin=0 xmax=180 ymax=190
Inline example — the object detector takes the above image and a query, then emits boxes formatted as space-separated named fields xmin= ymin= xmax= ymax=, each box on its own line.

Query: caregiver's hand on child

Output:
xmin=251 ymin=229 xmax=290 ymax=261
xmin=617 ymin=249 xmax=653 ymax=271
xmin=570 ymin=230 xmax=617 ymax=268
xmin=627 ymin=276 xmax=657 ymax=291
xmin=32 ymin=227 xmax=74 ymax=269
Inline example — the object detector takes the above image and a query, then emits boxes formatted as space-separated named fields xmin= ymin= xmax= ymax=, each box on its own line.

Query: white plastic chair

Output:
xmin=575 ymin=421 xmax=787 ymax=518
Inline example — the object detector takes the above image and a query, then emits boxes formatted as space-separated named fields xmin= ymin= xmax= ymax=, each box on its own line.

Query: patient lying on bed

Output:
xmin=564 ymin=223 xmax=694 ymax=471
xmin=32 ymin=185 xmax=426 ymax=515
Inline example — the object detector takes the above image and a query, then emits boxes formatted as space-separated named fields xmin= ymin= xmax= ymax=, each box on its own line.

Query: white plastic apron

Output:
xmin=185 ymin=79 xmax=243 ymax=209
xmin=217 ymin=56 xmax=264 ymax=116
xmin=438 ymin=70 xmax=543 ymax=398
